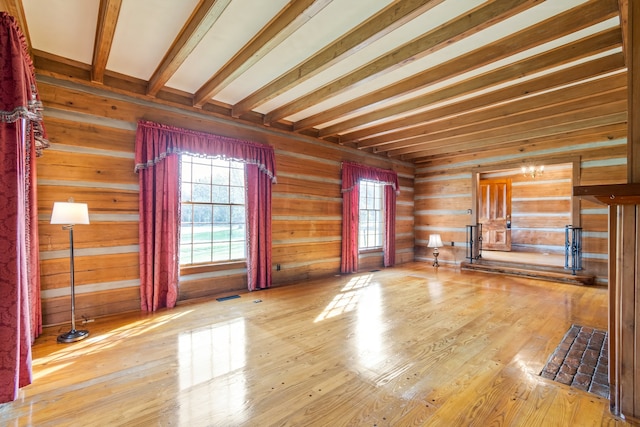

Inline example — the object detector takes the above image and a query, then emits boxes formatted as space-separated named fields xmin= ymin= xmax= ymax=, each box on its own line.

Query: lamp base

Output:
xmin=57 ymin=329 xmax=89 ymax=343
xmin=433 ymin=250 xmax=440 ymax=268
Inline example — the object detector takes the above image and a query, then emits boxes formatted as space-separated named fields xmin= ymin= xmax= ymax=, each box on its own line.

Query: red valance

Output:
xmin=134 ymin=120 xmax=276 ymax=182
xmin=341 ymin=161 xmax=399 ymax=194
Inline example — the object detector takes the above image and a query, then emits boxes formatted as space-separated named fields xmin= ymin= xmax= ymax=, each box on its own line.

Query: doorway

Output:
xmin=472 ymin=160 xmax=580 ymax=268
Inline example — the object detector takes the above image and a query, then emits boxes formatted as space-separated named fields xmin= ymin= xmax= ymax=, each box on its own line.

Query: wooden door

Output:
xmin=478 ymin=178 xmax=512 ymax=251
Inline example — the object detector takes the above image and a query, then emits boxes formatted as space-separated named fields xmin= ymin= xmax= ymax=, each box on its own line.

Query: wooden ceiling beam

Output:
xmin=360 ymin=73 xmax=626 ymax=150
xmin=346 ymin=55 xmax=624 ymax=146
xmin=303 ymin=0 xmax=620 ymax=136
xmin=91 ymin=0 xmax=122 ymax=84
xmin=230 ymin=0 xmax=446 ymax=118
xmin=374 ymin=87 xmax=626 ymax=154
xmin=398 ymin=106 xmax=627 ymax=161
xmin=262 ymin=0 xmax=540 ymax=125
xmin=147 ymin=0 xmax=232 ymax=97
xmin=193 ymin=0 xmax=332 ymax=108
xmin=413 ymin=123 xmax=628 ymax=165
xmin=415 ymin=123 xmax=628 ymax=167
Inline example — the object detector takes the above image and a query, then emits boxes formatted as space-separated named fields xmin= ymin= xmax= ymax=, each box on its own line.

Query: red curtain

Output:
xmin=135 ymin=120 xmax=276 ymax=308
xmin=341 ymin=162 xmax=399 ymax=273
xmin=0 ymin=12 xmax=49 ymax=403
xmin=246 ymin=164 xmax=272 ymax=290
xmin=138 ymin=154 xmax=180 ymax=311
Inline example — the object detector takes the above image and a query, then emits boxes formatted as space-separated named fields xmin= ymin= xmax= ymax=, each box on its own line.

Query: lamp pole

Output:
xmin=57 ymin=223 xmax=89 ymax=343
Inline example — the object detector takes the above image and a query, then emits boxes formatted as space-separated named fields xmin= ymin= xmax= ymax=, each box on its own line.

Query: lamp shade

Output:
xmin=50 ymin=202 xmax=90 ymax=225
xmin=427 ymin=234 xmax=443 ymax=248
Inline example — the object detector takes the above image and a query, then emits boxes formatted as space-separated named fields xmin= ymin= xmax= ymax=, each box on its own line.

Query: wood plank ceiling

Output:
xmin=1 ymin=0 xmax=627 ymax=164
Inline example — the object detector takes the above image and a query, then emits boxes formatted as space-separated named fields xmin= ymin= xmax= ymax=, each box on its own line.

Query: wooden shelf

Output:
xmin=573 ymin=183 xmax=640 ymax=205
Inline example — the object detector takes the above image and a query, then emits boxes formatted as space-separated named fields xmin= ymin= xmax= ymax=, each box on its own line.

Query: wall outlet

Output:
xmin=276 ymin=264 xmax=281 ymax=271
xmin=451 ymin=241 xmax=455 ymax=246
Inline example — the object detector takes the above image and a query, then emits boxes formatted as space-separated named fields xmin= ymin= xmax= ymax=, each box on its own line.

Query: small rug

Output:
xmin=540 ymin=324 xmax=609 ymax=398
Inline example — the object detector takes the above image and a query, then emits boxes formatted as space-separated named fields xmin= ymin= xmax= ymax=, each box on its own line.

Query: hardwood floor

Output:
xmin=0 ymin=263 xmax=634 ymax=426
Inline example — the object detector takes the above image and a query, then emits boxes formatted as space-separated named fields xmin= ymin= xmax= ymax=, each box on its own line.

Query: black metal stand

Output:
xmin=564 ymin=225 xmax=583 ymax=276
xmin=57 ymin=225 xmax=89 ymax=343
xmin=466 ymin=224 xmax=482 ymax=263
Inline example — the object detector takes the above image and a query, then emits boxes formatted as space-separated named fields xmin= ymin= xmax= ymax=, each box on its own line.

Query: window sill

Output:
xmin=180 ymin=260 xmax=246 ymax=275
xmin=359 ymin=248 xmax=383 ymax=255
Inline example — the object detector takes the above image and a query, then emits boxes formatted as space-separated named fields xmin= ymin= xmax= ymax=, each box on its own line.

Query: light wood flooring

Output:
xmin=0 ymin=263 xmax=634 ymax=426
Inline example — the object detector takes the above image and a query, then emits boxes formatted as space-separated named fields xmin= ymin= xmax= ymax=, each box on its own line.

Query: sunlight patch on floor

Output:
xmin=315 ymin=274 xmax=373 ymax=322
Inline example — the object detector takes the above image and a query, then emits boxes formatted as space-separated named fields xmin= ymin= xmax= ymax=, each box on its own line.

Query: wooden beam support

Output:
xmin=147 ymin=0 xmax=232 ymax=97
xmin=294 ymin=0 xmax=620 ymax=134
xmin=359 ymin=68 xmax=626 ymax=150
xmin=192 ymin=0 xmax=332 ymax=107
xmin=340 ymin=33 xmax=624 ymax=144
xmin=230 ymin=0 xmax=447 ymax=118
xmin=263 ymin=0 xmax=540 ymax=125
xmin=91 ymin=0 xmax=122 ymax=84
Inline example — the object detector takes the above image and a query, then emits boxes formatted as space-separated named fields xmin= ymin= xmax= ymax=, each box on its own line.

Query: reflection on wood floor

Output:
xmin=0 ymin=262 xmax=632 ymax=426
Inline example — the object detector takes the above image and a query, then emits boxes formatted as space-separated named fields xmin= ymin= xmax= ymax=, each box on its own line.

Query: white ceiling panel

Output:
xmin=107 ymin=0 xmax=202 ymax=80
xmin=23 ymin=0 xmax=99 ymax=64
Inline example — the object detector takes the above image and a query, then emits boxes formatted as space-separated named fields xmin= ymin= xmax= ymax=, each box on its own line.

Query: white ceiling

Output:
xmin=6 ymin=0 xmax=627 ymax=163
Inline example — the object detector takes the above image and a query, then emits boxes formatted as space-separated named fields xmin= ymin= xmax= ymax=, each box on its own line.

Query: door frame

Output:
xmin=470 ymin=156 xmax=582 ymax=257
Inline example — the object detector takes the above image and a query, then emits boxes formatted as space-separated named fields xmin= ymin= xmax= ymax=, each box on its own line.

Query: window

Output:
xmin=358 ymin=180 xmax=384 ymax=249
xmin=180 ymin=155 xmax=246 ymax=265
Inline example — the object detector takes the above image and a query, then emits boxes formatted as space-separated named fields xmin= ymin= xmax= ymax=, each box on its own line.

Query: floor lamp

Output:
xmin=51 ymin=200 xmax=90 ymax=343
xmin=427 ymin=234 xmax=443 ymax=268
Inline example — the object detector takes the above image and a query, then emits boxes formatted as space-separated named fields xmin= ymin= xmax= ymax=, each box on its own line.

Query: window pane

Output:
xmin=213 ymin=243 xmax=230 ymax=262
xmin=212 ymin=185 xmax=229 ymax=203
xmin=231 ymin=224 xmax=245 ymax=240
xmin=181 ymin=205 xmax=192 ymax=224
xmin=180 ymin=224 xmax=193 ymax=244
xmin=193 ymin=225 xmax=212 ymax=243
xmin=192 ymin=163 xmax=211 ymax=184
xmin=230 ymin=241 xmax=245 ymax=259
xmin=192 ymin=243 xmax=212 ymax=263
xmin=214 ymin=205 xmax=230 ymax=224
xmin=192 ymin=184 xmax=211 ymax=203
xmin=213 ymin=226 xmax=230 ymax=242
xmin=181 ymin=182 xmax=192 ymax=202
xmin=230 ymin=167 xmax=244 ymax=186
xmin=182 ymin=160 xmax=192 ymax=182
xmin=211 ymin=165 xmax=229 ymax=185
xmin=230 ymin=186 xmax=245 ymax=204
xmin=193 ymin=205 xmax=213 ymax=224
xmin=180 ymin=245 xmax=192 ymax=265
xmin=231 ymin=205 xmax=245 ymax=223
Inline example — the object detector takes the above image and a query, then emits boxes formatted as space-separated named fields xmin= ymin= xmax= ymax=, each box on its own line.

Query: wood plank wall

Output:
xmin=414 ymin=123 xmax=628 ymax=285
xmin=36 ymin=76 xmax=414 ymax=326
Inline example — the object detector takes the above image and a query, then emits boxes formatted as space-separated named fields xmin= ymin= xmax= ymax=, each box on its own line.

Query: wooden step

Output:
xmin=460 ymin=260 xmax=595 ymax=286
